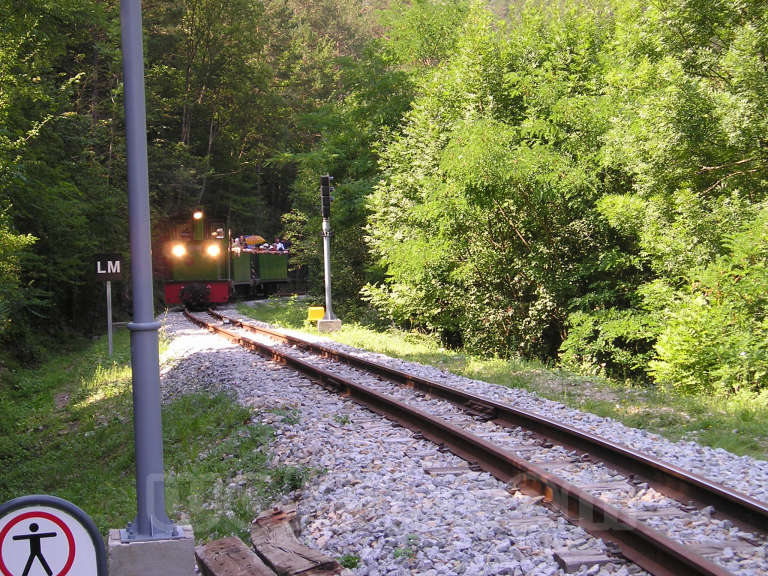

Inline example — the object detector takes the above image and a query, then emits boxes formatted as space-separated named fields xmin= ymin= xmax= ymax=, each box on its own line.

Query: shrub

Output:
xmin=559 ymin=309 xmax=657 ymax=382
xmin=650 ymin=208 xmax=768 ymax=394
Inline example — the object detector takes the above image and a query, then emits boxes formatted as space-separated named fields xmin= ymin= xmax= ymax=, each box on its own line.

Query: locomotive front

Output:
xmin=163 ymin=210 xmax=230 ymax=308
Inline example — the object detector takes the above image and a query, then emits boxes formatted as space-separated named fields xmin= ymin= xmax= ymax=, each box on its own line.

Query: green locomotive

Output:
xmin=162 ymin=210 xmax=288 ymax=307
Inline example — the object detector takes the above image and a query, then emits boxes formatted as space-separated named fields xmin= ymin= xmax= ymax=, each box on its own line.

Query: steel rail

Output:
xmin=187 ymin=310 xmax=733 ymax=576
xmin=209 ymin=309 xmax=768 ymax=535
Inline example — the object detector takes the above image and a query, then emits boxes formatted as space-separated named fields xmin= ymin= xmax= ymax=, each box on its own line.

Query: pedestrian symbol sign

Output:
xmin=3 ymin=512 xmax=73 ymax=576
xmin=0 ymin=496 xmax=105 ymax=576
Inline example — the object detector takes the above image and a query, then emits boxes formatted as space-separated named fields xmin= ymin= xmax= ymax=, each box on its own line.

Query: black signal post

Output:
xmin=321 ymin=175 xmax=333 ymax=219
xmin=319 ymin=175 xmax=341 ymax=331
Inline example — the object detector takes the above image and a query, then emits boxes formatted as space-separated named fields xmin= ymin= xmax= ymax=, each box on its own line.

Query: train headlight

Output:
xmin=193 ymin=210 xmax=203 ymax=220
xmin=206 ymin=244 xmax=221 ymax=258
xmin=171 ymin=244 xmax=187 ymax=258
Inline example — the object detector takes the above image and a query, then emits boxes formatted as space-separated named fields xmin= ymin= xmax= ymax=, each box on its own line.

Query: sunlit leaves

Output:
xmin=0 ymin=208 xmax=35 ymax=336
xmin=366 ymin=1 xmax=615 ymax=356
xmin=651 ymin=207 xmax=768 ymax=393
xmin=569 ymin=0 xmax=768 ymax=387
xmin=381 ymin=0 xmax=471 ymax=68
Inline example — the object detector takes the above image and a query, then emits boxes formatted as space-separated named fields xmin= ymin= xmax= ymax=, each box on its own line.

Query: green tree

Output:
xmin=275 ymin=1 xmax=414 ymax=308
xmin=651 ymin=207 xmax=768 ymax=393
xmin=366 ymin=2 xmax=617 ymax=355
xmin=563 ymin=0 xmax=768 ymax=385
xmin=0 ymin=208 xmax=35 ymax=341
xmin=0 ymin=0 xmax=128 ymax=360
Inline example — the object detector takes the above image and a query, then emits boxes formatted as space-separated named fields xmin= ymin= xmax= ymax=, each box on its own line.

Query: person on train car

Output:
xmin=275 ymin=238 xmax=285 ymax=252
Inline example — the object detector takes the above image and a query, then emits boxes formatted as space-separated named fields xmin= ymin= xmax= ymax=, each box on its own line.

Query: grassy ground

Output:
xmin=238 ymin=297 xmax=768 ymax=460
xmin=0 ymin=328 xmax=311 ymax=542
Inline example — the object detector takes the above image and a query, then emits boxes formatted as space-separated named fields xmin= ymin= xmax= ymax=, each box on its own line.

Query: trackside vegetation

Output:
xmin=362 ymin=1 xmax=768 ymax=397
xmin=0 ymin=330 xmax=310 ymax=541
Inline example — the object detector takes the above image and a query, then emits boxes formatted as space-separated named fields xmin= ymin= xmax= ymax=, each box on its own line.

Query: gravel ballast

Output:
xmin=159 ymin=310 xmax=768 ymax=576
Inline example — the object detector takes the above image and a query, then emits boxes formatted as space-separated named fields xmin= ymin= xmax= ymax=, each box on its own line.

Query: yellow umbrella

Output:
xmin=245 ymin=235 xmax=265 ymax=246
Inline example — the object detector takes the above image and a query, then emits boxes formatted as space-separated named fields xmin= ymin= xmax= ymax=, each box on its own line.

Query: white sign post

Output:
xmin=94 ymin=253 xmax=123 ymax=356
xmin=0 ymin=495 xmax=106 ymax=576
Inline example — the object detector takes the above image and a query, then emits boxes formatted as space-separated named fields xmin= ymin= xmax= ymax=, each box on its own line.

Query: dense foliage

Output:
xmin=1 ymin=0 xmax=766 ymax=395
xmin=0 ymin=0 xmax=387 ymax=360
xmin=364 ymin=0 xmax=767 ymax=394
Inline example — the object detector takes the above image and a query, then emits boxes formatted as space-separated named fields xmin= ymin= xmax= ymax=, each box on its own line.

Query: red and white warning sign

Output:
xmin=0 ymin=498 xmax=103 ymax=576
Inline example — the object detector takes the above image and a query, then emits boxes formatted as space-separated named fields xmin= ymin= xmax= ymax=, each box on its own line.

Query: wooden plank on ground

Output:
xmin=424 ymin=465 xmax=471 ymax=475
xmin=554 ymin=549 xmax=614 ymax=573
xmin=581 ymin=480 xmax=634 ymax=492
xmin=628 ymin=508 xmax=688 ymax=520
xmin=196 ymin=537 xmax=276 ymax=576
xmin=505 ymin=444 xmax=541 ymax=454
xmin=537 ymin=459 xmax=579 ymax=469
xmin=251 ymin=506 xmax=343 ymax=576
xmin=688 ymin=540 xmax=756 ymax=558
xmin=505 ymin=516 xmax=552 ymax=527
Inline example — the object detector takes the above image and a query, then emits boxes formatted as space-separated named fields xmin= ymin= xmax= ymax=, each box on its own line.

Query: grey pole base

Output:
xmin=108 ymin=525 xmax=196 ymax=576
xmin=317 ymin=318 xmax=342 ymax=332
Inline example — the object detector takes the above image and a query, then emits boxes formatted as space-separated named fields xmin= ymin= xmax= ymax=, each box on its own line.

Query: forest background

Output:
xmin=0 ymin=0 xmax=766 ymax=399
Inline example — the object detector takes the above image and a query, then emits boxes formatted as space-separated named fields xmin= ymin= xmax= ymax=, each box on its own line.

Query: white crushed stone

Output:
xmin=159 ymin=309 xmax=768 ymax=576
xmin=230 ymin=312 xmax=768 ymax=506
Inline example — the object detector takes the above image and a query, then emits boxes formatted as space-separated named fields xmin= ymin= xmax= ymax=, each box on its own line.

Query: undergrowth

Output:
xmin=0 ymin=326 xmax=311 ymax=542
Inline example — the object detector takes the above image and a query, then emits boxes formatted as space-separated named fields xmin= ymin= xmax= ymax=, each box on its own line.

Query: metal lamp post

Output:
xmin=120 ymin=0 xmax=179 ymax=541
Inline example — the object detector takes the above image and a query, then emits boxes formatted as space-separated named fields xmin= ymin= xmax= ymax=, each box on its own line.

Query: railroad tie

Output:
xmin=196 ymin=536 xmax=276 ymax=576
xmin=251 ymin=505 xmax=343 ymax=576
xmin=553 ymin=549 xmax=615 ymax=573
xmin=687 ymin=540 xmax=757 ymax=558
xmin=196 ymin=506 xmax=345 ymax=576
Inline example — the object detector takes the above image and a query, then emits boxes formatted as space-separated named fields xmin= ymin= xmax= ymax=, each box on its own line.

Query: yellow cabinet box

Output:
xmin=307 ymin=306 xmax=325 ymax=321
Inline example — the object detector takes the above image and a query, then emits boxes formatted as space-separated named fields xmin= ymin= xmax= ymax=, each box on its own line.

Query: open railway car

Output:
xmin=162 ymin=210 xmax=288 ymax=307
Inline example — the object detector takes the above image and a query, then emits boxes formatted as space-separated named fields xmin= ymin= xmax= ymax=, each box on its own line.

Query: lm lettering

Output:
xmin=97 ymin=261 xmax=120 ymax=274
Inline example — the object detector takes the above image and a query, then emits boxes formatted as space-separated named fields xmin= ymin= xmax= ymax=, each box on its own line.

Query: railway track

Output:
xmin=184 ymin=309 xmax=768 ymax=576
